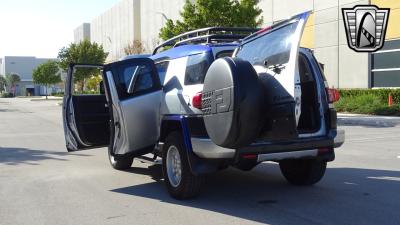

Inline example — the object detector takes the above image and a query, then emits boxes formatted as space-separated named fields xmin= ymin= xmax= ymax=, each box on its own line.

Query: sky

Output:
xmin=0 ymin=0 xmax=119 ymax=58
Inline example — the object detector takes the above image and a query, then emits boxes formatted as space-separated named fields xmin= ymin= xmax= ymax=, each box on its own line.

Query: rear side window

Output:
xmin=184 ymin=53 xmax=213 ymax=85
xmin=156 ymin=61 xmax=169 ymax=84
xmin=216 ymin=50 xmax=234 ymax=59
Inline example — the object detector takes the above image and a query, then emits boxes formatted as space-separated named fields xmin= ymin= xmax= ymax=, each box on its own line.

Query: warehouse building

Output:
xmin=0 ymin=56 xmax=59 ymax=96
xmin=74 ymin=0 xmax=400 ymax=88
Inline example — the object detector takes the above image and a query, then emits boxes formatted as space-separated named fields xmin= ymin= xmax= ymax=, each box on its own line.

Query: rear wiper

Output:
xmin=267 ymin=64 xmax=286 ymax=75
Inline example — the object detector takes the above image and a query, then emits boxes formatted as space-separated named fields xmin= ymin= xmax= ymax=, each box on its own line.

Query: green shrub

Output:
xmin=1 ymin=92 xmax=14 ymax=98
xmin=52 ymin=92 xmax=64 ymax=97
xmin=335 ymin=89 xmax=400 ymax=116
xmin=338 ymin=89 xmax=400 ymax=104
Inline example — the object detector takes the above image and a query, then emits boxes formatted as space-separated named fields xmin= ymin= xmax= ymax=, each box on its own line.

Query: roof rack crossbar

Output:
xmin=153 ymin=27 xmax=259 ymax=55
xmin=174 ymin=34 xmax=250 ymax=47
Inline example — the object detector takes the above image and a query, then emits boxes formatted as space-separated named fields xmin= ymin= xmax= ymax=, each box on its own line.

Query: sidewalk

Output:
xmin=338 ymin=113 xmax=400 ymax=127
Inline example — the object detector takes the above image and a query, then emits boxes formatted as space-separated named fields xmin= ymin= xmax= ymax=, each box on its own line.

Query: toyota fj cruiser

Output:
xmin=63 ymin=11 xmax=344 ymax=199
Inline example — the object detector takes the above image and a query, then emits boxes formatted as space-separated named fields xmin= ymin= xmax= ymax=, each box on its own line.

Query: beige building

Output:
xmin=74 ymin=0 xmax=400 ymax=88
xmin=259 ymin=0 xmax=400 ymax=88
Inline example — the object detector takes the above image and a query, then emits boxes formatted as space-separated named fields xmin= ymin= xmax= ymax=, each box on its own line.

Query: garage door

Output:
xmin=371 ymin=39 xmax=400 ymax=87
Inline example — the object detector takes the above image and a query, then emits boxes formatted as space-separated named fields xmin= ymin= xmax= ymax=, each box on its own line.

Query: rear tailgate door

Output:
xmin=235 ymin=11 xmax=310 ymax=125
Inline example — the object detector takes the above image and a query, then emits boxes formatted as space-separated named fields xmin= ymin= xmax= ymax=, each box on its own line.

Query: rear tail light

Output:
xmin=242 ymin=154 xmax=257 ymax=159
xmin=326 ymin=88 xmax=340 ymax=103
xmin=192 ymin=92 xmax=202 ymax=109
xmin=318 ymin=147 xmax=331 ymax=155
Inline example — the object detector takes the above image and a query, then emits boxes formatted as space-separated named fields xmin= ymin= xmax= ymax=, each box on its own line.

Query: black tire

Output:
xmin=108 ymin=147 xmax=134 ymax=170
xmin=162 ymin=132 xmax=204 ymax=200
xmin=279 ymin=159 xmax=327 ymax=185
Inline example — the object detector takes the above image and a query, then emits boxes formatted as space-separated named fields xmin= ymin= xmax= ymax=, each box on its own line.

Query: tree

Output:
xmin=159 ymin=0 xmax=263 ymax=40
xmin=32 ymin=60 xmax=62 ymax=99
xmin=5 ymin=73 xmax=21 ymax=97
xmin=58 ymin=39 xmax=108 ymax=92
xmin=0 ymin=75 xmax=6 ymax=93
xmin=86 ymin=75 xmax=102 ymax=93
xmin=124 ymin=40 xmax=146 ymax=55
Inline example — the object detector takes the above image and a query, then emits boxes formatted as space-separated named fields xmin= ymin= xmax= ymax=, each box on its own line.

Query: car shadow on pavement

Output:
xmin=124 ymin=164 xmax=163 ymax=181
xmin=111 ymin=163 xmax=400 ymax=225
xmin=0 ymin=147 xmax=91 ymax=166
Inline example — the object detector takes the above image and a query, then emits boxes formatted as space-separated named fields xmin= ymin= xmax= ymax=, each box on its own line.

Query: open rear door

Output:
xmin=104 ymin=58 xmax=163 ymax=157
xmin=62 ymin=64 xmax=108 ymax=151
xmin=235 ymin=11 xmax=310 ymax=126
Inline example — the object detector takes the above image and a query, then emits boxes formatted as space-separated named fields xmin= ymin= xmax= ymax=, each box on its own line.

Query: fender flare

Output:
xmin=160 ymin=115 xmax=221 ymax=175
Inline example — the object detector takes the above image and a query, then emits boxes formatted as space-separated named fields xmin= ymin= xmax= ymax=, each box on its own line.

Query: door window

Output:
xmin=113 ymin=60 xmax=161 ymax=100
xmin=133 ymin=68 xmax=154 ymax=92
xmin=71 ymin=67 xmax=104 ymax=96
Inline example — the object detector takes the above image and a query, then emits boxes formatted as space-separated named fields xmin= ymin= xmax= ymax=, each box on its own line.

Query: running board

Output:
xmin=137 ymin=155 xmax=162 ymax=165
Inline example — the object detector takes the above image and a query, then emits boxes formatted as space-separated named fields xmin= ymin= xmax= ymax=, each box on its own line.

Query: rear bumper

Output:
xmin=191 ymin=129 xmax=345 ymax=159
xmin=238 ymin=129 xmax=345 ymax=155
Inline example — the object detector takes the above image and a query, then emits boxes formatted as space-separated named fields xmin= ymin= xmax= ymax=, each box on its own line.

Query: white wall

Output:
xmin=90 ymin=0 xmax=140 ymax=61
xmin=74 ymin=23 xmax=91 ymax=43
xmin=140 ymin=0 xmax=188 ymax=52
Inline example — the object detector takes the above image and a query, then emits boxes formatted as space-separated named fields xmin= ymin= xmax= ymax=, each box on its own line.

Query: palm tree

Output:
xmin=6 ymin=73 xmax=21 ymax=97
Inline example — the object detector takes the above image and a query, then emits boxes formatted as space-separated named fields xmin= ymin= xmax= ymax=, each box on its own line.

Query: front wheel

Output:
xmin=163 ymin=132 xmax=204 ymax=199
xmin=279 ymin=159 xmax=327 ymax=185
xmin=108 ymin=147 xmax=134 ymax=170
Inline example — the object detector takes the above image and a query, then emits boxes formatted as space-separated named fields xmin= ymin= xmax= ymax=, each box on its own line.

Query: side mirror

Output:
xmin=99 ymin=81 xmax=105 ymax=94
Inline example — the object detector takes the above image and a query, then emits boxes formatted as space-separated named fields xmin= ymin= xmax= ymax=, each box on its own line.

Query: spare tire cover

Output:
xmin=202 ymin=57 xmax=263 ymax=148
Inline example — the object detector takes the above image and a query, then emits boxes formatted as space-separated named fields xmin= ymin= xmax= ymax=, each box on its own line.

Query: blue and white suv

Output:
xmin=63 ymin=11 xmax=344 ymax=199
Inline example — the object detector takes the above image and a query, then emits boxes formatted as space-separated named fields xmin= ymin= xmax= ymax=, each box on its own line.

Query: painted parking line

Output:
xmin=368 ymin=176 xmax=400 ymax=182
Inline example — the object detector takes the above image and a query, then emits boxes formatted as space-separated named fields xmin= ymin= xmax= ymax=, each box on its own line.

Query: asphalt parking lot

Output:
xmin=0 ymin=98 xmax=399 ymax=225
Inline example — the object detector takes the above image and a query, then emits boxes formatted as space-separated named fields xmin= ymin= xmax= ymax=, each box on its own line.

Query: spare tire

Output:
xmin=202 ymin=57 xmax=263 ymax=148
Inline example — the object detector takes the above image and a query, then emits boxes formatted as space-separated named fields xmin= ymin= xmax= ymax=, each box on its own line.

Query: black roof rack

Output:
xmin=152 ymin=27 xmax=260 ymax=55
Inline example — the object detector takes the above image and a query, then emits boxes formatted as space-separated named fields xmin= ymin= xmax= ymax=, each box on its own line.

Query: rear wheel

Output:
xmin=163 ymin=132 xmax=204 ymax=199
xmin=279 ymin=159 xmax=326 ymax=185
xmin=108 ymin=147 xmax=134 ymax=170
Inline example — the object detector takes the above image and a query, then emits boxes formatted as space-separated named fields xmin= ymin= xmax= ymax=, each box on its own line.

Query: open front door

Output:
xmin=235 ymin=11 xmax=310 ymax=126
xmin=62 ymin=64 xmax=108 ymax=151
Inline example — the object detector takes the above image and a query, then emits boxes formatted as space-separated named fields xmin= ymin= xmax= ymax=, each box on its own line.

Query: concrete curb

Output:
xmin=338 ymin=113 xmax=400 ymax=119
xmin=338 ymin=113 xmax=400 ymax=127
xmin=30 ymin=98 xmax=63 ymax=102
